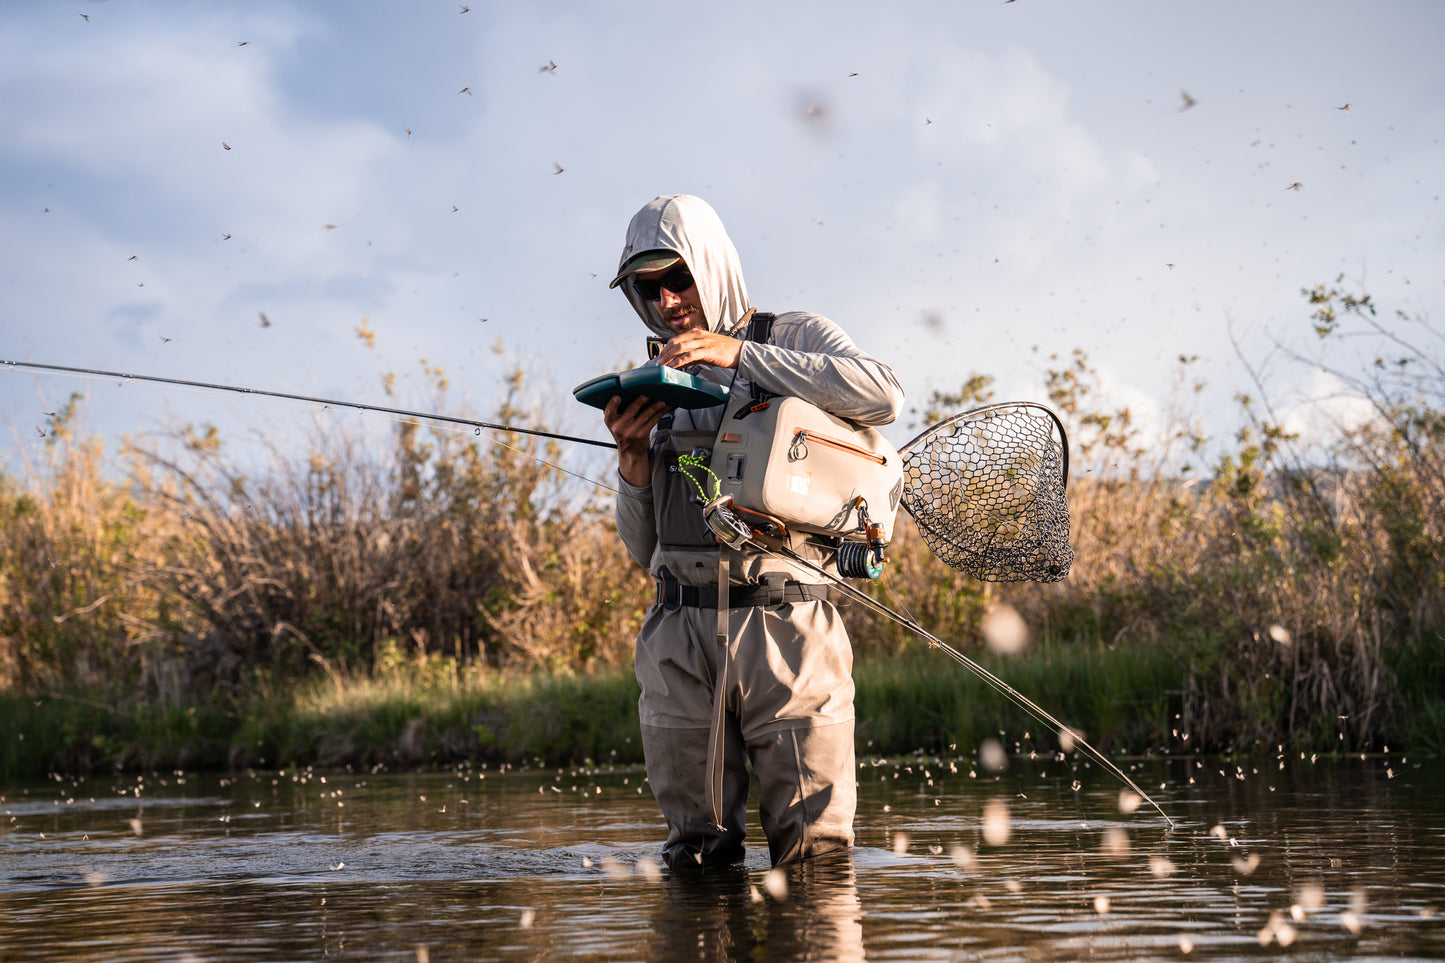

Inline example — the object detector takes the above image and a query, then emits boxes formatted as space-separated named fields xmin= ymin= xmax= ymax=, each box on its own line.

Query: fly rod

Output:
xmin=759 ymin=535 xmax=1175 ymax=828
xmin=1 ymin=359 xmax=619 ymax=450
xmin=675 ymin=399 xmax=1173 ymax=827
xmin=14 ymin=355 xmax=1169 ymax=820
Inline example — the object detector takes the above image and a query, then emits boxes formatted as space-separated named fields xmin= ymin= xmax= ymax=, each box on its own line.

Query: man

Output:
xmin=602 ymin=194 xmax=904 ymax=868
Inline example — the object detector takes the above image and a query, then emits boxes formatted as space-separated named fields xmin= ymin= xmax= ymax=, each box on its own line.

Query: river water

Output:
xmin=1 ymin=752 xmax=1441 ymax=961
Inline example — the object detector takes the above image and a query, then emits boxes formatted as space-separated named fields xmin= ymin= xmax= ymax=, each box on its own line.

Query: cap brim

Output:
xmin=608 ymin=250 xmax=682 ymax=289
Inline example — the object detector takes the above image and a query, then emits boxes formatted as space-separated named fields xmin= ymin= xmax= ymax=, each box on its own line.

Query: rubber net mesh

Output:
xmin=900 ymin=405 xmax=1074 ymax=582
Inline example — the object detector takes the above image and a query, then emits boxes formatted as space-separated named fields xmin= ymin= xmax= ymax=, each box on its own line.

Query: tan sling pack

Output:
xmin=707 ymin=390 xmax=903 ymax=543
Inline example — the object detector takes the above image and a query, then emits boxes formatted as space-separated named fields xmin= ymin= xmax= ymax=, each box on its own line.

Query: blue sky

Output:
xmin=3 ymin=0 xmax=1442 ymax=476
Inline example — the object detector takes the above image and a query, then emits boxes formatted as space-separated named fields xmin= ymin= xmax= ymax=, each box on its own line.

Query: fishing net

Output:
xmin=899 ymin=403 xmax=1073 ymax=582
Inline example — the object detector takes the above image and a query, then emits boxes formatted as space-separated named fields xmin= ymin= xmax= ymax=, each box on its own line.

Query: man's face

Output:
xmin=633 ymin=263 xmax=705 ymax=335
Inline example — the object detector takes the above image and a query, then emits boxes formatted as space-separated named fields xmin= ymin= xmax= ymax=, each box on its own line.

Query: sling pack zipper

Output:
xmin=791 ymin=428 xmax=889 ymax=465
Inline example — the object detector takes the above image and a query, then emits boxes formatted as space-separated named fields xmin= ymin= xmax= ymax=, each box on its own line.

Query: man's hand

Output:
xmin=656 ymin=330 xmax=742 ymax=370
xmin=604 ymin=394 xmax=670 ymax=488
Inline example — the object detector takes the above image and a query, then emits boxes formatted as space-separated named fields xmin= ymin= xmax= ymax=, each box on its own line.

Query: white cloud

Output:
xmin=1277 ymin=367 xmax=1385 ymax=449
xmin=2 ymin=0 xmax=1442 ymax=474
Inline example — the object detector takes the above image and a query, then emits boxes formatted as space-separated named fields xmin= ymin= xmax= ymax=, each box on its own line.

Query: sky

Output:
xmin=2 ymin=0 xmax=1442 ymax=481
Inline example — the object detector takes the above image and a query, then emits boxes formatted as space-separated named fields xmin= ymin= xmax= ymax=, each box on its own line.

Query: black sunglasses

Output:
xmin=633 ymin=265 xmax=695 ymax=302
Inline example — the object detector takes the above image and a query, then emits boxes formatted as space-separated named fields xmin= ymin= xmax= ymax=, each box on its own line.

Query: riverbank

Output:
xmin=4 ymin=640 xmax=1439 ymax=780
xmin=7 ymin=312 xmax=1445 ymax=772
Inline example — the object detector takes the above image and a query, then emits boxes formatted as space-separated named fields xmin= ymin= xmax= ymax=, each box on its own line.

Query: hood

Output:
xmin=616 ymin=195 xmax=751 ymax=340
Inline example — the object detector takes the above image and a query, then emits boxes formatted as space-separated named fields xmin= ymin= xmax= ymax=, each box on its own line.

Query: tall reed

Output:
xmin=128 ymin=365 xmax=653 ymax=692
xmin=2 ymin=283 xmax=1441 ymax=760
xmin=0 ymin=395 xmax=190 ymax=697
xmin=960 ymin=281 xmax=1445 ymax=753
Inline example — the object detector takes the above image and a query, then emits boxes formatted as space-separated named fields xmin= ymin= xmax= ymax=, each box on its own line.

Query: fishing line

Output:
xmin=753 ymin=535 xmax=1176 ymax=829
xmin=408 ymin=411 xmax=621 ymax=497
xmin=1 ymin=359 xmax=619 ymax=450
xmin=11 ymin=357 xmax=1162 ymax=818
xmin=4 ymin=357 xmax=622 ymax=496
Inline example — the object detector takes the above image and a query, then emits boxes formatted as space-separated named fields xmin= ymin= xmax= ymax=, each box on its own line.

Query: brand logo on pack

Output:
xmin=788 ymin=472 xmax=811 ymax=496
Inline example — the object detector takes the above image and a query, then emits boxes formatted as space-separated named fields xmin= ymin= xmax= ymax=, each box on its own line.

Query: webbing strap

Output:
xmin=703 ymin=313 xmax=771 ymax=832
xmin=744 ymin=312 xmax=775 ymax=407
xmin=654 ymin=576 xmax=830 ymax=609
xmin=745 ymin=311 xmax=775 ymax=345
xmin=704 ymin=547 xmax=733 ymax=833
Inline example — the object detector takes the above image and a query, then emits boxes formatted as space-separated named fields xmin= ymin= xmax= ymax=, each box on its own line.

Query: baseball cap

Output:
xmin=608 ymin=249 xmax=682 ymax=289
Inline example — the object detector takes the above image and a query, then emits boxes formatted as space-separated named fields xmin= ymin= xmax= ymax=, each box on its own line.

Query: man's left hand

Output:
xmin=656 ymin=330 xmax=742 ymax=370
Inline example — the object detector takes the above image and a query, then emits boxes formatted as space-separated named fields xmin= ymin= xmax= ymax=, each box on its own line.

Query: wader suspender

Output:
xmin=704 ymin=312 xmax=775 ymax=835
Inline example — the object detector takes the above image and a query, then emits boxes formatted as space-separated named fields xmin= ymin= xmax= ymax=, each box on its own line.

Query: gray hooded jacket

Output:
xmin=614 ymin=194 xmax=905 ymax=586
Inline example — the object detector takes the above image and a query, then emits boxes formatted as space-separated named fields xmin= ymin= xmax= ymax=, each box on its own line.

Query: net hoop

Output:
xmin=899 ymin=402 xmax=1074 ymax=583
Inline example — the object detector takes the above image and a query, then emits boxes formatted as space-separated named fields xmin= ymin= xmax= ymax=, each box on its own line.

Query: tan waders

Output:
xmin=609 ymin=195 xmax=905 ymax=869
xmin=636 ymin=570 xmax=857 ymax=868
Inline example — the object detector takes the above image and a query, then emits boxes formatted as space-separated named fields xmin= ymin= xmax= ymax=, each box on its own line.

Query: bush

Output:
xmin=2 ymin=284 xmax=1441 ymax=758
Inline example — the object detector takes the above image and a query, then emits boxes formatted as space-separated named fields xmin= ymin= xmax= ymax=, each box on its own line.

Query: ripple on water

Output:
xmin=0 ymin=758 xmax=1441 ymax=961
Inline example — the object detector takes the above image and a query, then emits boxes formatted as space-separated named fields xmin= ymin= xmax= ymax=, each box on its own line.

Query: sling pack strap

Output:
xmin=744 ymin=311 xmax=775 ymax=405
xmin=745 ymin=311 xmax=775 ymax=345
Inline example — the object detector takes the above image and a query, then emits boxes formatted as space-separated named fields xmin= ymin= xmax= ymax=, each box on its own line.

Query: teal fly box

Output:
xmin=572 ymin=366 xmax=730 ymax=411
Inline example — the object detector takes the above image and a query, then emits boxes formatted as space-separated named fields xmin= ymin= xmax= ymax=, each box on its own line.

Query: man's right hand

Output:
xmin=604 ymin=394 xmax=670 ymax=488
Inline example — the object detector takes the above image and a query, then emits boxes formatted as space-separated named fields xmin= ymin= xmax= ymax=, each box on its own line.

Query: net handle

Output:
xmin=899 ymin=401 xmax=1071 ymax=492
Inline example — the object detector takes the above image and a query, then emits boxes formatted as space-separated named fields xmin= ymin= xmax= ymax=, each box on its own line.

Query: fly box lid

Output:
xmin=572 ymin=366 xmax=730 ymax=410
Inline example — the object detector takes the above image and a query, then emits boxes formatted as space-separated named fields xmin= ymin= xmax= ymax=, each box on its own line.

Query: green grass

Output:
xmin=1 ymin=639 xmax=1191 ymax=779
xmin=1386 ymin=633 xmax=1445 ymax=753
xmin=9 ymin=322 xmax=1445 ymax=762
xmin=853 ymin=640 xmax=1181 ymax=758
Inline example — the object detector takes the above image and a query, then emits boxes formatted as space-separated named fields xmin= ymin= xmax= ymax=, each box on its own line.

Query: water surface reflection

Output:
xmin=1 ymin=755 xmax=1440 ymax=960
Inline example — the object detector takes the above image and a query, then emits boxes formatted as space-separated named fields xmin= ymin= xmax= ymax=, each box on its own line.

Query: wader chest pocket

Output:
xmin=654 ymin=429 xmax=719 ymax=550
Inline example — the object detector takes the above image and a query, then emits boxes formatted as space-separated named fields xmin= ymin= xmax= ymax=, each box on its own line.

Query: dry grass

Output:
xmin=1 ymin=372 xmax=652 ymax=705
xmin=0 ymin=398 xmax=190 ymax=697
xmin=3 ymin=286 xmax=1442 ymax=757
